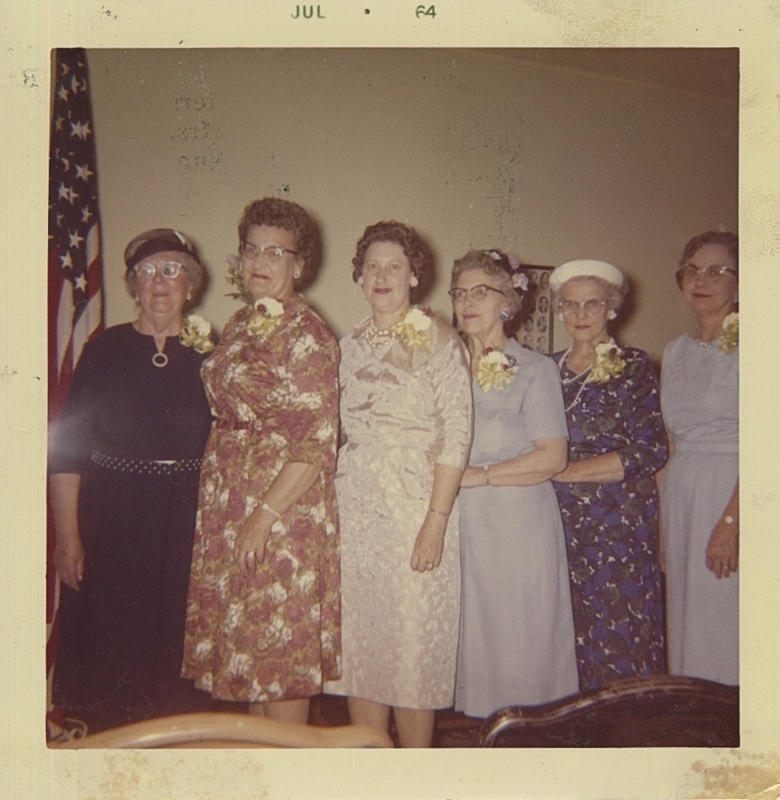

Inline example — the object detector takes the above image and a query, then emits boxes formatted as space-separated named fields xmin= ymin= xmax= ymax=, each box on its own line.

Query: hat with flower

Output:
xmin=124 ymin=228 xmax=201 ymax=270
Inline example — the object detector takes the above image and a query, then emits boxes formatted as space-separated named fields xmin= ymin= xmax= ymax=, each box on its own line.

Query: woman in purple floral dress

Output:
xmin=182 ymin=198 xmax=340 ymax=724
xmin=550 ymin=260 xmax=667 ymax=691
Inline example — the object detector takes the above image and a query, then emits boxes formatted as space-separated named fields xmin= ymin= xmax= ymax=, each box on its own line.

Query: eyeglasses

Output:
xmin=240 ymin=242 xmax=299 ymax=264
xmin=448 ymin=285 xmax=505 ymax=302
xmin=677 ymin=264 xmax=737 ymax=281
xmin=134 ymin=261 xmax=184 ymax=280
xmin=558 ymin=298 xmax=607 ymax=316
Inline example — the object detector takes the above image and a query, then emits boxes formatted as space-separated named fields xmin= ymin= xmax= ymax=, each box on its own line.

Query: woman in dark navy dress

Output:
xmin=550 ymin=259 xmax=668 ymax=691
xmin=50 ymin=229 xmax=214 ymax=732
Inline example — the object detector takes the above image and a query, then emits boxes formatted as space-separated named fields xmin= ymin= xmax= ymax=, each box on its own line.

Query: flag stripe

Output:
xmin=47 ymin=47 xmax=104 ymax=727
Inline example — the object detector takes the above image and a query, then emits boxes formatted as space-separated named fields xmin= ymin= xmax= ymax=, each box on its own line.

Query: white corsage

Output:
xmin=474 ymin=347 xmax=519 ymax=391
xmin=247 ymin=296 xmax=284 ymax=339
xmin=179 ymin=314 xmax=215 ymax=354
xmin=589 ymin=340 xmax=626 ymax=383
xmin=719 ymin=312 xmax=738 ymax=354
xmin=392 ymin=306 xmax=432 ymax=348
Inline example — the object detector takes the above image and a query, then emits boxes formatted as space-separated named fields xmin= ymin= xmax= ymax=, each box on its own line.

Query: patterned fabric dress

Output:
xmin=182 ymin=294 xmax=341 ymax=703
xmin=660 ymin=334 xmax=738 ymax=685
xmin=323 ymin=311 xmax=472 ymax=710
xmin=552 ymin=346 xmax=667 ymax=691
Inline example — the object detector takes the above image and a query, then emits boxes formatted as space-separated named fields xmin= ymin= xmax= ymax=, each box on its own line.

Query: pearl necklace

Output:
xmin=363 ymin=319 xmax=398 ymax=350
xmin=691 ymin=332 xmax=715 ymax=348
xmin=558 ymin=345 xmax=593 ymax=413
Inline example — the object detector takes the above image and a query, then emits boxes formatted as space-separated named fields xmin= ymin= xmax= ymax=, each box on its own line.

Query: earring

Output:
xmin=410 ymin=275 xmax=419 ymax=288
xmin=294 ymin=272 xmax=301 ymax=280
xmin=499 ymin=309 xmax=511 ymax=321
xmin=357 ymin=276 xmax=364 ymax=286
xmin=558 ymin=312 xmax=564 ymax=322
xmin=608 ymin=310 xmax=617 ymax=320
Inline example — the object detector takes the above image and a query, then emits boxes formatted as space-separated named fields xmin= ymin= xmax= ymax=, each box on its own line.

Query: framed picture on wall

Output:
xmin=516 ymin=265 xmax=554 ymax=355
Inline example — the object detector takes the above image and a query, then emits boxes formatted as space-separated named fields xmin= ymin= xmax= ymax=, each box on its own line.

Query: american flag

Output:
xmin=47 ymin=48 xmax=103 ymax=734
xmin=48 ymin=48 xmax=103 ymax=418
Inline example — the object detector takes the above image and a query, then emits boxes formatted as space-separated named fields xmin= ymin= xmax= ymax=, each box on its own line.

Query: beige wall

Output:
xmin=88 ymin=48 xmax=737 ymax=362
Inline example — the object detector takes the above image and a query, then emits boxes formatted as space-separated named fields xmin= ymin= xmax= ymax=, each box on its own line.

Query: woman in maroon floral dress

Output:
xmin=182 ymin=198 xmax=340 ymax=724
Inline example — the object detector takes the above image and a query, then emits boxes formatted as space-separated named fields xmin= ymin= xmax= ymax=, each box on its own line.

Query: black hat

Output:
xmin=124 ymin=228 xmax=199 ymax=270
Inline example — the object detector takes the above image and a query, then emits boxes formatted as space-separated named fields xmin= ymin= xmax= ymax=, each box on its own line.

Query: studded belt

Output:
xmin=90 ymin=450 xmax=203 ymax=475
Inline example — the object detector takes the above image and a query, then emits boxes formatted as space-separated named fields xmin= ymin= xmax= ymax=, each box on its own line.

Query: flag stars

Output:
xmin=58 ymin=182 xmax=79 ymax=204
xmin=60 ymin=252 xmax=74 ymax=270
xmin=70 ymin=120 xmax=91 ymax=140
xmin=81 ymin=207 xmax=93 ymax=224
xmin=69 ymin=230 xmax=85 ymax=249
xmin=57 ymin=85 xmax=69 ymax=103
xmin=55 ymin=115 xmax=65 ymax=132
xmin=75 ymin=163 xmax=94 ymax=182
xmin=74 ymin=274 xmax=88 ymax=292
xmin=60 ymin=155 xmax=71 ymax=172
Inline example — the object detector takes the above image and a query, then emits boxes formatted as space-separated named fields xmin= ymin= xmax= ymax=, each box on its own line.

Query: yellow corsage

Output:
xmin=719 ymin=312 xmax=738 ymax=354
xmin=392 ymin=307 xmax=432 ymax=348
xmin=590 ymin=340 xmax=626 ymax=383
xmin=474 ymin=348 xmax=519 ymax=391
xmin=179 ymin=314 xmax=215 ymax=354
xmin=247 ymin=296 xmax=284 ymax=339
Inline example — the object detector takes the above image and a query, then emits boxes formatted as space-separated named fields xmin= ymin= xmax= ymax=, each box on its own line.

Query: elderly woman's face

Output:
xmin=680 ymin=243 xmax=737 ymax=317
xmin=133 ymin=250 xmax=191 ymax=318
xmin=558 ymin=279 xmax=610 ymax=345
xmin=240 ymin=225 xmax=301 ymax=302
xmin=451 ymin=268 xmax=509 ymax=338
xmin=359 ymin=241 xmax=415 ymax=318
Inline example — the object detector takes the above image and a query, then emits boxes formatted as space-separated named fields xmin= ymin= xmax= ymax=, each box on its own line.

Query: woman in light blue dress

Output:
xmin=450 ymin=249 xmax=578 ymax=718
xmin=660 ymin=231 xmax=739 ymax=686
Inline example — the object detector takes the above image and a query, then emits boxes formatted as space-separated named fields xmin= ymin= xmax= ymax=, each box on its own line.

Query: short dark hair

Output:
xmin=352 ymin=221 xmax=432 ymax=287
xmin=238 ymin=197 xmax=318 ymax=285
xmin=677 ymin=230 xmax=738 ymax=288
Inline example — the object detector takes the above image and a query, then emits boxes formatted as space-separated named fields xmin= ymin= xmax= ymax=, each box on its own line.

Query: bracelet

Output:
xmin=428 ymin=507 xmax=448 ymax=518
xmin=261 ymin=500 xmax=281 ymax=519
xmin=483 ymin=465 xmax=490 ymax=486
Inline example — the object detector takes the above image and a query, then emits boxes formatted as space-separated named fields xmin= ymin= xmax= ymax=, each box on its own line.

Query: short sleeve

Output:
xmin=521 ymin=355 xmax=569 ymax=442
xmin=429 ymin=331 xmax=473 ymax=469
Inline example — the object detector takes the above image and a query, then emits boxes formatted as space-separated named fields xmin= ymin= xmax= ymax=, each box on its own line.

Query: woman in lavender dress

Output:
xmin=452 ymin=249 xmax=578 ymax=718
xmin=550 ymin=259 xmax=667 ymax=691
xmin=660 ymin=231 xmax=739 ymax=686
